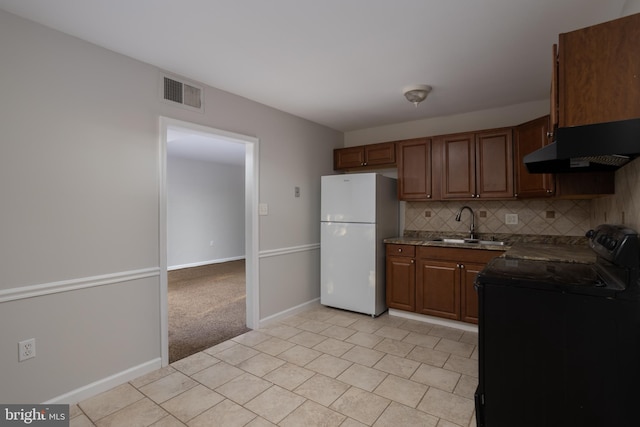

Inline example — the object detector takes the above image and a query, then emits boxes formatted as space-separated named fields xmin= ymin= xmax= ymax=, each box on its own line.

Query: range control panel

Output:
xmin=587 ymin=224 xmax=639 ymax=268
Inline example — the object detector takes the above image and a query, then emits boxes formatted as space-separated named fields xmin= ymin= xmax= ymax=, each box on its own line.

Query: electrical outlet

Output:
xmin=259 ymin=203 xmax=268 ymax=216
xmin=505 ymin=214 xmax=519 ymax=225
xmin=19 ymin=338 xmax=36 ymax=362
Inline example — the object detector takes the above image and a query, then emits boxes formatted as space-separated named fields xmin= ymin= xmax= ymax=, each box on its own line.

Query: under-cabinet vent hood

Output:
xmin=524 ymin=118 xmax=640 ymax=173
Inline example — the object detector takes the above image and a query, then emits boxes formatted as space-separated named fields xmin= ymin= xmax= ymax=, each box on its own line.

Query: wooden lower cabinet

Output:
xmin=460 ymin=262 xmax=486 ymax=323
xmin=416 ymin=259 xmax=460 ymax=320
xmin=386 ymin=244 xmax=416 ymax=311
xmin=413 ymin=246 xmax=504 ymax=324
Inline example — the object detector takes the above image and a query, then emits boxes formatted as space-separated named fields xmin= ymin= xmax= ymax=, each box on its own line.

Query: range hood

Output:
xmin=524 ymin=118 xmax=640 ymax=173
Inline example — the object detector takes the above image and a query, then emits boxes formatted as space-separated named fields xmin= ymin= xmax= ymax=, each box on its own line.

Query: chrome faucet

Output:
xmin=455 ymin=206 xmax=476 ymax=239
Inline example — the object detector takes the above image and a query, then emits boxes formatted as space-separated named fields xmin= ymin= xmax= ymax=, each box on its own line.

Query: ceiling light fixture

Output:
xmin=403 ymin=84 xmax=432 ymax=107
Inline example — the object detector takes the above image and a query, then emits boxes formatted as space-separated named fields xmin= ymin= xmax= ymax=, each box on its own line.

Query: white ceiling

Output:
xmin=0 ymin=0 xmax=629 ymax=132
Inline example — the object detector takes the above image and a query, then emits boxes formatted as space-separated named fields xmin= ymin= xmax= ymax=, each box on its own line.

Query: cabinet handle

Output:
xmin=546 ymin=189 xmax=553 ymax=194
xmin=456 ymin=263 xmax=461 ymax=268
xmin=398 ymin=248 xmax=402 ymax=253
xmin=410 ymin=259 xmax=414 ymax=264
xmin=546 ymin=131 xmax=554 ymax=138
xmin=514 ymin=193 xmax=519 ymax=197
xmin=427 ymin=194 xmax=431 ymax=199
xmin=363 ymin=162 xmax=367 ymax=166
xmin=460 ymin=264 xmax=465 ymax=269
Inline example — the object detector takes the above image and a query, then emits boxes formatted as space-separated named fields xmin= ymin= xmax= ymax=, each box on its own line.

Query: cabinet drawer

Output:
xmin=417 ymin=246 xmax=503 ymax=263
xmin=387 ymin=244 xmax=415 ymax=257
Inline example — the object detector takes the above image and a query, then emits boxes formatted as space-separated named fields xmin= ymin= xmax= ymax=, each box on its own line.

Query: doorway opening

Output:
xmin=159 ymin=117 xmax=259 ymax=366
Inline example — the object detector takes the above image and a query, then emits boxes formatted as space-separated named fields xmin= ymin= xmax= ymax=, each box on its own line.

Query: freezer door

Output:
xmin=321 ymin=222 xmax=382 ymax=315
xmin=321 ymin=174 xmax=377 ymax=223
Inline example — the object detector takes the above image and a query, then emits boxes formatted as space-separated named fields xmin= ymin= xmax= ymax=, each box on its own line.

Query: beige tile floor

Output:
xmin=70 ymin=306 xmax=478 ymax=427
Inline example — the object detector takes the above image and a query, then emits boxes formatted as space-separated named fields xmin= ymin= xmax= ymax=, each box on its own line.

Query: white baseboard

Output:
xmin=389 ymin=309 xmax=478 ymax=332
xmin=259 ymin=298 xmax=321 ymax=328
xmin=168 ymin=256 xmax=245 ymax=271
xmin=44 ymin=358 xmax=162 ymax=405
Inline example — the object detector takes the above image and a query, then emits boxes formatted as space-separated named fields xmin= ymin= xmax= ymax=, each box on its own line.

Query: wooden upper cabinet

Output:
xmin=515 ymin=116 xmax=555 ymax=198
xmin=555 ymin=171 xmax=614 ymax=198
xmin=334 ymin=142 xmax=396 ymax=170
xmin=515 ymin=115 xmax=614 ymax=198
xmin=334 ymin=146 xmax=364 ymax=170
xmin=550 ymin=44 xmax=559 ymax=135
xmin=558 ymin=13 xmax=640 ymax=127
xmin=397 ymin=138 xmax=433 ymax=200
xmin=440 ymin=133 xmax=476 ymax=199
xmin=439 ymin=129 xmax=514 ymax=199
xmin=365 ymin=142 xmax=396 ymax=166
xmin=475 ymin=129 xmax=514 ymax=199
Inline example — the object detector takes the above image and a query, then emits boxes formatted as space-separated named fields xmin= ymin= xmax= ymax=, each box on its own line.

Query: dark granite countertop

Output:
xmin=384 ymin=232 xmax=595 ymax=263
xmin=504 ymin=242 xmax=595 ymax=264
xmin=384 ymin=236 xmax=508 ymax=251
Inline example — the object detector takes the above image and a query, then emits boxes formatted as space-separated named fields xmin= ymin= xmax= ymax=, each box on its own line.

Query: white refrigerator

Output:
xmin=320 ymin=173 xmax=399 ymax=316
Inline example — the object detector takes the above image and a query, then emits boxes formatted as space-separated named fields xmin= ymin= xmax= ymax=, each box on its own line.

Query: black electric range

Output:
xmin=474 ymin=224 xmax=640 ymax=427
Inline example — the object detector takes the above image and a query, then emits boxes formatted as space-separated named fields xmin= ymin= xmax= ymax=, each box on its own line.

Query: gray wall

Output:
xmin=0 ymin=9 xmax=342 ymax=403
xmin=167 ymin=156 xmax=245 ymax=269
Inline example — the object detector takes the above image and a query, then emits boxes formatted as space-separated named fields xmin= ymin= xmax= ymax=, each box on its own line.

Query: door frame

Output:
xmin=159 ymin=117 xmax=260 ymax=366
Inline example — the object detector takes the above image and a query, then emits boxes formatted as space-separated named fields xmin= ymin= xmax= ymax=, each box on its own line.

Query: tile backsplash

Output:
xmin=591 ymin=157 xmax=640 ymax=232
xmin=403 ymin=157 xmax=640 ymax=238
xmin=405 ymin=199 xmax=591 ymax=237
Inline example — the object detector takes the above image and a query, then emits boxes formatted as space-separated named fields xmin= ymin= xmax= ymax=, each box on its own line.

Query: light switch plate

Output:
xmin=505 ymin=214 xmax=518 ymax=225
xmin=259 ymin=203 xmax=268 ymax=216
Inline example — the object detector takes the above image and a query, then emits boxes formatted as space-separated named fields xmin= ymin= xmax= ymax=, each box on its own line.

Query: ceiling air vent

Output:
xmin=162 ymin=75 xmax=203 ymax=111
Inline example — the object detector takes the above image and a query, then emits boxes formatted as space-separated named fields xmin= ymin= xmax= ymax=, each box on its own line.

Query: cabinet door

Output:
xmin=364 ymin=142 xmax=396 ymax=166
xmin=555 ymin=172 xmax=614 ymax=197
xmin=558 ymin=13 xmax=640 ymax=127
xmin=514 ymin=116 xmax=555 ymax=198
xmin=334 ymin=147 xmax=364 ymax=170
xmin=475 ymin=129 xmax=514 ymax=199
xmin=386 ymin=255 xmax=416 ymax=311
xmin=397 ymin=138 xmax=432 ymax=200
xmin=460 ymin=262 xmax=485 ymax=324
xmin=550 ymin=44 xmax=559 ymax=133
xmin=440 ymin=133 xmax=476 ymax=199
xmin=416 ymin=259 xmax=460 ymax=320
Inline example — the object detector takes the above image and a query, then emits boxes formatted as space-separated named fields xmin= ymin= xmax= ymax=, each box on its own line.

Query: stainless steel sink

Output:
xmin=430 ymin=238 xmax=506 ymax=246
xmin=472 ymin=240 xmax=506 ymax=246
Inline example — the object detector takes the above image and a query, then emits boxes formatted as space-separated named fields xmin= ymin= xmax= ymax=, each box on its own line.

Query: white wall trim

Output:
xmin=259 ymin=243 xmax=320 ymax=259
xmin=259 ymin=298 xmax=321 ymax=328
xmin=388 ymin=309 xmax=478 ymax=332
xmin=0 ymin=268 xmax=161 ymax=304
xmin=168 ymin=256 xmax=245 ymax=271
xmin=44 ymin=358 xmax=162 ymax=404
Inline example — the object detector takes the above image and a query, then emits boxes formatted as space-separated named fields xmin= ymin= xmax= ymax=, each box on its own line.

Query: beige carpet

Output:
xmin=168 ymin=260 xmax=251 ymax=363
